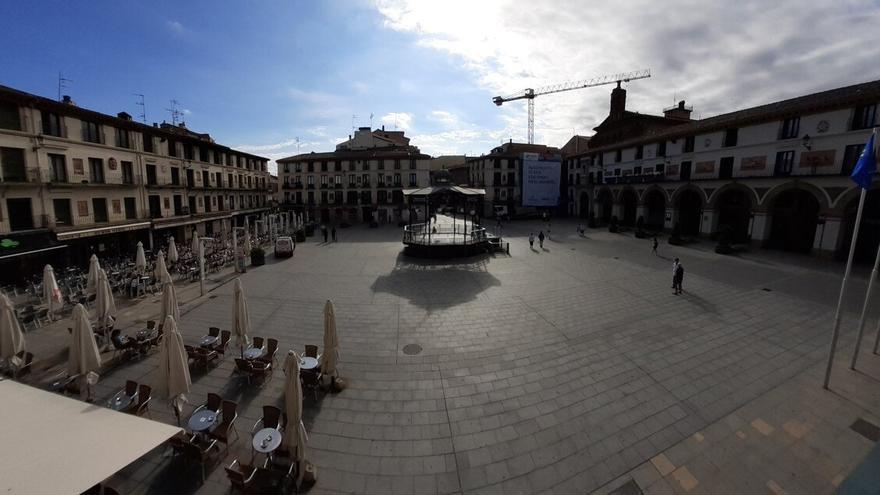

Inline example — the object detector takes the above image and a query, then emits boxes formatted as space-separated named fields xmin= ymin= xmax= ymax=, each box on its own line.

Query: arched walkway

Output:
xmin=767 ymin=189 xmax=819 ymax=253
xmin=838 ymin=190 xmax=880 ymax=262
xmin=676 ymin=189 xmax=703 ymax=236
xmin=579 ymin=192 xmax=589 ymax=219
xmin=597 ymin=189 xmax=613 ymax=224
xmin=620 ymin=189 xmax=638 ymax=226
xmin=643 ymin=189 xmax=666 ymax=230
xmin=716 ymin=189 xmax=752 ymax=243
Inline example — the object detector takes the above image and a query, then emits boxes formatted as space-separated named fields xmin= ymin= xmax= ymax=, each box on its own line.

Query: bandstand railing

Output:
xmin=403 ymin=223 xmax=488 ymax=246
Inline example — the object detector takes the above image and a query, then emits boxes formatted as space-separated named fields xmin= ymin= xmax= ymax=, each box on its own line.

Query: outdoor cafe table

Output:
xmin=107 ymin=389 xmax=137 ymax=411
xmin=243 ymin=347 xmax=265 ymax=360
xmin=299 ymin=356 xmax=319 ymax=371
xmin=199 ymin=335 xmax=219 ymax=347
xmin=188 ymin=409 xmax=218 ymax=433
xmin=252 ymin=427 xmax=282 ymax=458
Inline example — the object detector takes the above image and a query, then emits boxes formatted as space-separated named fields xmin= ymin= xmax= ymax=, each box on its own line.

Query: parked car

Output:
xmin=274 ymin=236 xmax=295 ymax=258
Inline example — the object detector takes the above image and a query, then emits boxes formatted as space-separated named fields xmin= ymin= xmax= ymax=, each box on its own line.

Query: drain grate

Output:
xmin=851 ymin=418 xmax=880 ymax=442
xmin=209 ymin=295 xmax=217 ymax=299
xmin=762 ymin=288 xmax=773 ymax=292
xmin=402 ymin=344 xmax=422 ymax=355
xmin=608 ymin=479 xmax=643 ymax=495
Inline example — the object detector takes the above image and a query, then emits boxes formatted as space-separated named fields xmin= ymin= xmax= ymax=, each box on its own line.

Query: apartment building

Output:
xmin=0 ymin=85 xmax=271 ymax=278
xmin=565 ymin=80 xmax=880 ymax=260
xmin=277 ymin=127 xmax=431 ymax=224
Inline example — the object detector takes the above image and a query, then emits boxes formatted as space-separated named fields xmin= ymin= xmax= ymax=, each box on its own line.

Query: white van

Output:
xmin=274 ymin=236 xmax=295 ymax=258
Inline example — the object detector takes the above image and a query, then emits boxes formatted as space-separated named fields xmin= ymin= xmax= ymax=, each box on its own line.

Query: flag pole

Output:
xmin=823 ymin=186 xmax=866 ymax=389
xmin=850 ymin=224 xmax=880 ymax=369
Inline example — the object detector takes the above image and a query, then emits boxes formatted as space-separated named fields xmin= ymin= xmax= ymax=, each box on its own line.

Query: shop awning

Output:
xmin=0 ymin=380 xmax=181 ymax=494
xmin=56 ymin=221 xmax=151 ymax=241
xmin=0 ymin=232 xmax=67 ymax=261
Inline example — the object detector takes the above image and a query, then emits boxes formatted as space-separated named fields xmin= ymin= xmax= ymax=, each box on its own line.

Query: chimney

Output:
xmin=663 ymin=100 xmax=693 ymax=121
xmin=609 ymin=82 xmax=626 ymax=120
xmin=382 ymin=125 xmax=385 ymax=131
xmin=61 ymin=95 xmax=74 ymax=105
xmin=117 ymin=111 xmax=132 ymax=121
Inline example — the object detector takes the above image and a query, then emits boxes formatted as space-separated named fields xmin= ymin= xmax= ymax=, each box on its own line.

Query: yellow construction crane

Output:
xmin=492 ymin=69 xmax=651 ymax=144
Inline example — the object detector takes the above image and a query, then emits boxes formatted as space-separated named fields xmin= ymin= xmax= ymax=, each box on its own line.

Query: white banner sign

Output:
xmin=522 ymin=153 xmax=561 ymax=207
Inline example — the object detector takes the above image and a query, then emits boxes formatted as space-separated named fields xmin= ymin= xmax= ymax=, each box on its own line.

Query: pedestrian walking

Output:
xmin=538 ymin=231 xmax=545 ymax=249
xmin=672 ymin=257 xmax=680 ymax=290
xmin=321 ymin=225 xmax=328 ymax=243
xmin=674 ymin=261 xmax=685 ymax=295
xmin=331 ymin=226 xmax=337 ymax=242
xmin=529 ymin=233 xmax=535 ymax=249
xmin=652 ymin=237 xmax=658 ymax=255
xmin=577 ymin=223 xmax=584 ymax=236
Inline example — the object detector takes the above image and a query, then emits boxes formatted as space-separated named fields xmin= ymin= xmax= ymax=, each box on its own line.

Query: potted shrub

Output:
xmin=250 ymin=247 xmax=265 ymax=266
xmin=608 ymin=215 xmax=619 ymax=233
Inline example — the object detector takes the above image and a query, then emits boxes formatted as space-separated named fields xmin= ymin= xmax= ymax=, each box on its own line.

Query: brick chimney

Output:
xmin=663 ymin=100 xmax=693 ymax=121
xmin=610 ymin=82 xmax=626 ymax=120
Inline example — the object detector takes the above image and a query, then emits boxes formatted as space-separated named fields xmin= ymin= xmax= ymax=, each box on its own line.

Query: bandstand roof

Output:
xmin=403 ymin=185 xmax=486 ymax=197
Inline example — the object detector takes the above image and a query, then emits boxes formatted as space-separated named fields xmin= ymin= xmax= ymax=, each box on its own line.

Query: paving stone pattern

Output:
xmin=31 ymin=220 xmax=880 ymax=494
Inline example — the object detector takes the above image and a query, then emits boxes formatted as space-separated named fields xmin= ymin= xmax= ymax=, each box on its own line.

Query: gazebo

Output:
xmin=401 ymin=184 xmax=490 ymax=257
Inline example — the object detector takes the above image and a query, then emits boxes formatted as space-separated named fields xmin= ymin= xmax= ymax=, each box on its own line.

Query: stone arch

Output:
xmin=619 ymin=188 xmax=638 ymax=226
xmin=837 ymin=189 xmax=880 ymax=262
xmin=714 ymin=188 xmax=753 ymax=243
xmin=643 ymin=188 xmax=666 ymax=230
xmin=596 ymin=188 xmax=614 ymax=224
xmin=675 ymin=188 xmax=704 ymax=236
xmin=640 ymin=185 xmax=670 ymax=203
xmin=707 ymin=182 xmax=760 ymax=209
xmin=760 ymin=180 xmax=830 ymax=211
xmin=670 ymin=183 xmax=709 ymax=205
xmin=766 ymin=188 xmax=821 ymax=253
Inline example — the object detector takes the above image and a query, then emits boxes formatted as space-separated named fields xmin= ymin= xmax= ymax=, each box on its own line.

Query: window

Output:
xmin=115 ymin=128 xmax=130 ymax=148
xmin=41 ymin=111 xmax=62 ymax=136
xmin=377 ymin=174 xmax=385 ymax=185
xmin=723 ymin=128 xmax=738 ymax=147
xmin=53 ymin=199 xmax=71 ymax=226
xmin=349 ymin=174 xmax=356 ymax=186
xmin=852 ymin=104 xmax=877 ymax=130
xmin=7 ymin=198 xmax=33 ymax=231
xmin=88 ymin=158 xmax=104 ymax=183
xmin=321 ymin=191 xmax=328 ymax=204
xmin=49 ymin=154 xmax=67 ymax=182
xmin=228 ymin=173 xmax=233 ymax=187
xmin=633 ymin=166 xmax=642 ymax=175
xmin=493 ymin=159 xmax=500 ymax=169
xmin=321 ymin=162 xmax=327 ymax=172
xmin=142 ymin=132 xmax=154 ymax=153
xmin=780 ymin=117 xmax=800 ymax=139
xmin=199 ymin=146 xmax=208 ymax=162
xmin=363 ymin=160 xmax=370 ymax=171
xmin=213 ymin=150 xmax=222 ymax=165
xmin=394 ymin=159 xmax=401 ymax=170
xmin=614 ymin=169 xmax=621 ymax=176
xmin=842 ymin=144 xmax=866 ymax=174
xmin=216 ymin=172 xmax=222 ymax=187
xmin=335 ymin=175 xmax=342 ymax=185
xmin=173 ymin=195 xmax=183 ymax=215
xmin=378 ymin=159 xmax=384 ymax=170
xmin=321 ymin=175 xmax=328 ymax=186
xmin=202 ymin=171 xmax=210 ymax=187
xmin=656 ymin=141 xmax=667 ymax=157
xmin=307 ymin=162 xmax=313 ymax=172
xmin=349 ymin=161 xmax=356 ymax=171
xmin=124 ymin=197 xmax=136 ymax=219
xmin=171 ymin=167 xmax=180 ymax=186
xmin=307 ymin=191 xmax=315 ymax=205
xmin=0 ymin=101 xmax=21 ymax=130
xmin=410 ymin=159 xmax=416 ymax=170
xmin=377 ymin=190 xmax=387 ymax=203
xmin=82 ymin=120 xmax=102 ymax=143
xmin=655 ymin=163 xmax=665 ymax=174
xmin=92 ymin=198 xmax=108 ymax=223
xmin=362 ymin=174 xmax=369 ymax=185
xmin=615 ymin=150 xmax=622 ymax=162
xmin=334 ymin=161 xmax=341 ymax=171
xmin=393 ymin=173 xmax=401 ymax=186
xmin=307 ymin=175 xmax=314 ymax=185
xmin=146 ymin=164 xmax=157 ymax=185
xmin=183 ymin=144 xmax=193 ymax=160
xmin=635 ymin=145 xmax=643 ymax=159
xmin=120 ymin=161 xmax=133 ymax=185
xmin=167 ymin=140 xmax=177 ymax=157
xmin=719 ymin=156 xmax=734 ymax=179
xmin=774 ymin=150 xmax=795 ymax=176
xmin=683 ymin=136 xmax=695 ymax=153
xmin=409 ymin=173 xmax=417 ymax=186
xmin=507 ymin=159 xmax=515 ymax=169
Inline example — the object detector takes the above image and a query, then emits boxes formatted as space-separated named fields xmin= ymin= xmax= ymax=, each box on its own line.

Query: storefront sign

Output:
xmin=799 ymin=150 xmax=836 ymax=168
xmin=57 ymin=222 xmax=151 ymax=240
xmin=666 ymin=164 xmax=680 ymax=176
xmin=695 ymin=161 xmax=715 ymax=174
xmin=740 ymin=156 xmax=766 ymax=170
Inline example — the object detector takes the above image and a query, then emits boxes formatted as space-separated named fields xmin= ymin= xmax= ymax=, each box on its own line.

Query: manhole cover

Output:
xmin=402 ymin=344 xmax=422 ymax=355
xmin=851 ymin=418 xmax=880 ymax=441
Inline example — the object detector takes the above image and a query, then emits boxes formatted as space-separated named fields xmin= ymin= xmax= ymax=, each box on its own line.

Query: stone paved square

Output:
xmin=41 ymin=220 xmax=880 ymax=494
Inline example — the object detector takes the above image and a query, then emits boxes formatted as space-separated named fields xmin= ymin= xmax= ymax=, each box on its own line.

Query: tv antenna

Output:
xmin=351 ymin=114 xmax=358 ymax=134
xmin=166 ymin=99 xmax=184 ymax=126
xmin=57 ymin=72 xmax=72 ymax=101
xmin=370 ymin=113 xmax=374 ymax=129
xmin=133 ymin=93 xmax=146 ymax=123
xmin=295 ymin=137 xmax=300 ymax=154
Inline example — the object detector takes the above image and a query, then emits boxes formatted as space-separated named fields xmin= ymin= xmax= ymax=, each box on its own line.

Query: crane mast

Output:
xmin=492 ymin=69 xmax=651 ymax=144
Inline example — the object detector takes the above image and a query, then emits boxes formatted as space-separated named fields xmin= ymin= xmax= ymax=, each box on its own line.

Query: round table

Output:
xmin=252 ymin=427 xmax=282 ymax=454
xmin=107 ymin=390 xmax=137 ymax=411
xmin=188 ymin=410 xmax=218 ymax=432
xmin=136 ymin=329 xmax=153 ymax=341
xmin=199 ymin=335 xmax=219 ymax=347
xmin=300 ymin=356 xmax=319 ymax=370
xmin=243 ymin=347 xmax=265 ymax=360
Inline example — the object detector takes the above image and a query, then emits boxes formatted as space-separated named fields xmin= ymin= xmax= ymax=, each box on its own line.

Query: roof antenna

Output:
xmin=57 ymin=72 xmax=72 ymax=102
xmin=351 ymin=114 xmax=358 ymax=134
xmin=133 ymin=93 xmax=146 ymax=123
xmin=166 ymin=99 xmax=183 ymax=125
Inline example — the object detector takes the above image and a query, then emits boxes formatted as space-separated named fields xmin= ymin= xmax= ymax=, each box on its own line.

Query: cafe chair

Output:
xmin=208 ymin=326 xmax=220 ymax=338
xmin=121 ymin=379 xmax=138 ymax=406
xmin=8 ymin=351 xmax=34 ymax=380
xmin=258 ymin=339 xmax=278 ymax=368
xmin=181 ymin=438 xmax=219 ymax=483
xmin=194 ymin=392 xmax=223 ymax=415
xmin=209 ymin=400 xmax=240 ymax=452
xmin=216 ymin=330 xmax=231 ymax=355
xmin=193 ymin=347 xmax=219 ymax=369
xmin=134 ymin=384 xmax=152 ymax=418
xmin=300 ymin=370 xmax=322 ymax=402
xmin=304 ymin=344 xmax=318 ymax=359
xmin=225 ymin=459 xmax=258 ymax=493
xmin=251 ymin=336 xmax=264 ymax=350
xmin=252 ymin=405 xmax=285 ymax=436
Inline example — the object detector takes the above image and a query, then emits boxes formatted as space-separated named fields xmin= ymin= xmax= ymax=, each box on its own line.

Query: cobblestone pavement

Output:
xmin=20 ymin=220 xmax=880 ymax=494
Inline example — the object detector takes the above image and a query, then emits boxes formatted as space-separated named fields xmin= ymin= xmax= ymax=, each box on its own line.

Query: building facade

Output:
xmin=566 ymin=79 xmax=880 ymax=260
xmin=0 ymin=85 xmax=271 ymax=280
xmin=277 ymin=127 xmax=431 ymax=224
xmin=465 ymin=142 xmax=561 ymax=218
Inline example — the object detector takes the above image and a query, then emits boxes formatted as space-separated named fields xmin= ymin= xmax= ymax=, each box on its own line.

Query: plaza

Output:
xmin=13 ymin=219 xmax=878 ymax=494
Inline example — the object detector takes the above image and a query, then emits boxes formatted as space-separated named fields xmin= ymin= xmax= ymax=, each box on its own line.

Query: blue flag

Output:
xmin=851 ymin=132 xmax=876 ymax=189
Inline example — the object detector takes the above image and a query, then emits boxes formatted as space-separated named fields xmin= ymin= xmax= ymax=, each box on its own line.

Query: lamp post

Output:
xmin=198 ymin=236 xmax=214 ymax=297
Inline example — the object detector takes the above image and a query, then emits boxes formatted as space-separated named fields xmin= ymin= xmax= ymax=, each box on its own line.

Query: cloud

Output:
xmin=287 ymin=88 xmax=351 ymax=119
xmin=352 ymin=81 xmax=369 ymax=94
xmin=428 ymin=110 xmax=458 ymax=127
xmin=374 ymin=0 xmax=880 ymax=148
xmin=380 ymin=112 xmax=413 ymax=130
xmin=165 ymin=20 xmax=185 ymax=34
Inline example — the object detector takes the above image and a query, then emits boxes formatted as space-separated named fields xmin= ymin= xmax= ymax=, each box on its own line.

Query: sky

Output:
xmin=1 ymin=0 xmax=879 ymax=174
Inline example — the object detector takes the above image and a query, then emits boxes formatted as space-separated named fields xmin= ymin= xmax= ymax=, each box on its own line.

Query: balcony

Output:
xmin=1 ymin=168 xmax=42 ymax=185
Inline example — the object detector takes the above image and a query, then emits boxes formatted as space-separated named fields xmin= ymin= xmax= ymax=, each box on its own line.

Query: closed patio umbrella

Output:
xmin=154 ymin=315 xmax=191 ymax=424
xmin=86 ymin=254 xmax=100 ymax=296
xmin=283 ymin=351 xmax=309 ymax=466
xmin=191 ymin=233 xmax=200 ymax=256
xmin=95 ymin=268 xmax=116 ymax=337
xmin=167 ymin=236 xmax=179 ymax=264
xmin=159 ymin=282 xmax=180 ymax=325
xmin=231 ymin=279 xmax=251 ymax=356
xmin=135 ymin=241 xmax=147 ymax=275
xmin=0 ymin=293 xmax=24 ymax=361
xmin=320 ymin=299 xmax=340 ymax=382
xmin=43 ymin=265 xmax=63 ymax=319
xmin=155 ymin=250 xmax=172 ymax=285
xmin=69 ymin=303 xmax=101 ymax=401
